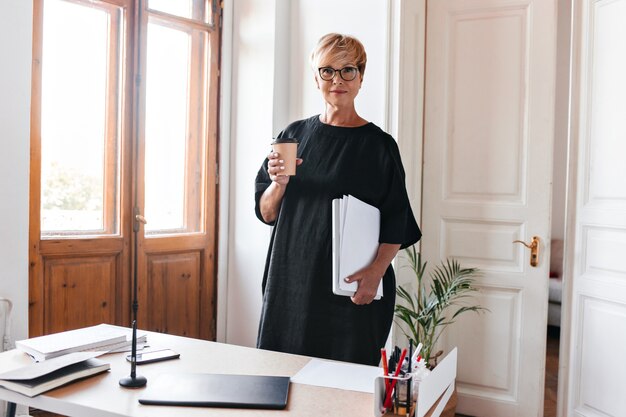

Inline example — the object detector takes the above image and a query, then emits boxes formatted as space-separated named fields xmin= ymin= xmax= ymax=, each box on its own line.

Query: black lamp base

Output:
xmin=119 ymin=374 xmax=147 ymax=388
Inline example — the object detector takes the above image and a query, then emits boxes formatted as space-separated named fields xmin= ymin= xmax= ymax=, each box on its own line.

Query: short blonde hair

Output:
xmin=310 ymin=33 xmax=367 ymax=77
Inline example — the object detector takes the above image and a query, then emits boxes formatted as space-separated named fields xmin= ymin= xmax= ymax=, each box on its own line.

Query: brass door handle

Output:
xmin=513 ymin=236 xmax=540 ymax=267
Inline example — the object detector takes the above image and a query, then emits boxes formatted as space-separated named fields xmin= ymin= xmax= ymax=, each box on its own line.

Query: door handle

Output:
xmin=513 ymin=236 xmax=540 ymax=267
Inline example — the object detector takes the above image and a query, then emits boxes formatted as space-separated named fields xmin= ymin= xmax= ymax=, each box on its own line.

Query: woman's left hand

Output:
xmin=344 ymin=267 xmax=383 ymax=305
xmin=343 ymin=243 xmax=401 ymax=305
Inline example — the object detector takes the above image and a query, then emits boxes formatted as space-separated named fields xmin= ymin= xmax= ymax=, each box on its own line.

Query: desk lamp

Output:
xmin=119 ymin=209 xmax=147 ymax=388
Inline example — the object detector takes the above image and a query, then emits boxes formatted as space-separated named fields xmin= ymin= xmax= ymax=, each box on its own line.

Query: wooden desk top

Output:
xmin=0 ymin=329 xmax=374 ymax=416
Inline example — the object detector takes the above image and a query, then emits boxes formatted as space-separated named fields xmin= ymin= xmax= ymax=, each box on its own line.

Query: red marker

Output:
xmin=383 ymin=348 xmax=407 ymax=410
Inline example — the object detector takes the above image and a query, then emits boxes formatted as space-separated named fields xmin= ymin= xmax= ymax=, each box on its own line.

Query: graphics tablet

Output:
xmin=138 ymin=373 xmax=290 ymax=409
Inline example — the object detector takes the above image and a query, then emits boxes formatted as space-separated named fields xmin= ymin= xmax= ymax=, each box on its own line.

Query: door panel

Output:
xmin=446 ymin=287 xmax=521 ymax=398
xmin=575 ymin=297 xmax=626 ymax=416
xmin=44 ymin=255 xmax=120 ymax=333
xmin=445 ymin=10 xmax=527 ymax=203
xmin=422 ymin=0 xmax=556 ymax=415
xmin=145 ymin=252 xmax=202 ymax=337
xmin=566 ymin=0 xmax=626 ymax=415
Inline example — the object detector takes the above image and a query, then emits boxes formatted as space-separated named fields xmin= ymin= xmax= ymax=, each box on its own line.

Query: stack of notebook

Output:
xmin=0 ymin=351 xmax=109 ymax=397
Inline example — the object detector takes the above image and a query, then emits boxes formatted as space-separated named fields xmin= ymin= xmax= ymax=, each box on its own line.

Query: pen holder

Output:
xmin=374 ymin=373 xmax=415 ymax=417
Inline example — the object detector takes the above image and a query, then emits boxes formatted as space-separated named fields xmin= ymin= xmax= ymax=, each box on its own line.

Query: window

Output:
xmin=40 ymin=0 xmax=121 ymax=235
xmin=30 ymin=0 xmax=221 ymax=339
xmin=144 ymin=7 xmax=213 ymax=234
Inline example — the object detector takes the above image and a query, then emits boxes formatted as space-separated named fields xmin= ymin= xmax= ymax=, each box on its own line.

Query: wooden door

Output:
xmin=420 ymin=0 xmax=557 ymax=415
xmin=564 ymin=0 xmax=626 ymax=415
xmin=132 ymin=1 xmax=220 ymax=340
xmin=29 ymin=0 xmax=221 ymax=340
xmin=29 ymin=0 xmax=133 ymax=336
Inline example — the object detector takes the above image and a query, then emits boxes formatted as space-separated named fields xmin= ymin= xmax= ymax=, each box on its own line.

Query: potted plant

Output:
xmin=393 ymin=246 xmax=487 ymax=416
xmin=395 ymin=245 xmax=486 ymax=368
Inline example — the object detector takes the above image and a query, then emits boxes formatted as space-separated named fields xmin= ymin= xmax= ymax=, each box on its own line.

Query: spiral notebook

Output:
xmin=138 ymin=373 xmax=290 ymax=409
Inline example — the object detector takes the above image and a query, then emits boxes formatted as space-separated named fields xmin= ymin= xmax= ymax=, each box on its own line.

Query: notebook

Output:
xmin=138 ymin=373 xmax=290 ymax=409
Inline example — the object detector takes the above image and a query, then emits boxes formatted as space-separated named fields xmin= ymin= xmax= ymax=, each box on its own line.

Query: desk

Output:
xmin=0 ymin=328 xmax=374 ymax=416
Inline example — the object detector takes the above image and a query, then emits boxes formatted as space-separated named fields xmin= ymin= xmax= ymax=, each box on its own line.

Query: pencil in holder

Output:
xmin=374 ymin=373 xmax=415 ymax=417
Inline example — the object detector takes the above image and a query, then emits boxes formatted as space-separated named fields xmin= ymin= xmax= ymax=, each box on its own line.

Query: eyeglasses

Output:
xmin=318 ymin=66 xmax=359 ymax=81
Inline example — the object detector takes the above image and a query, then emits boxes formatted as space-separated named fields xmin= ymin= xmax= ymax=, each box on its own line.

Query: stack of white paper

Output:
xmin=16 ymin=324 xmax=147 ymax=361
xmin=332 ymin=195 xmax=383 ymax=299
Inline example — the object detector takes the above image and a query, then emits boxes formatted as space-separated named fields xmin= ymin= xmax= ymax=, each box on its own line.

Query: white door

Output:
xmin=564 ymin=1 xmax=626 ymax=416
xmin=421 ymin=0 xmax=557 ymax=416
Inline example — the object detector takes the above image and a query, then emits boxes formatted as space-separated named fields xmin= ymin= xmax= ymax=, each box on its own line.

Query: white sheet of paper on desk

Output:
xmin=291 ymin=358 xmax=382 ymax=393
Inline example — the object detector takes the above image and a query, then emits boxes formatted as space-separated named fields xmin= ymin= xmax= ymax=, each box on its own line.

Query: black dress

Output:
xmin=254 ymin=115 xmax=421 ymax=366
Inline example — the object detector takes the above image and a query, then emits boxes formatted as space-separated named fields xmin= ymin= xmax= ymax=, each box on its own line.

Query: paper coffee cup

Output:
xmin=271 ymin=137 xmax=299 ymax=176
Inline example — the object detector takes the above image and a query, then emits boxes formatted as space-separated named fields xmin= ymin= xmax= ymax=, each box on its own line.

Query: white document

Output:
xmin=332 ymin=195 xmax=383 ymax=299
xmin=291 ymin=358 xmax=382 ymax=393
xmin=15 ymin=323 xmax=147 ymax=361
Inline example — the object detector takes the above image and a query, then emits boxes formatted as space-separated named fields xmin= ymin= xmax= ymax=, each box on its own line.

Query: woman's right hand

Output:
xmin=259 ymin=152 xmax=303 ymax=223
xmin=267 ymin=152 xmax=302 ymax=185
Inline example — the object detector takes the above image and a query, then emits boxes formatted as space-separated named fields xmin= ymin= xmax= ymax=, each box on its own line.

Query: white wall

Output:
xmin=0 ymin=0 xmax=33 ymax=345
xmin=223 ymin=0 xmax=278 ymax=347
xmin=223 ymin=0 xmax=394 ymax=346
xmin=288 ymin=0 xmax=389 ymax=127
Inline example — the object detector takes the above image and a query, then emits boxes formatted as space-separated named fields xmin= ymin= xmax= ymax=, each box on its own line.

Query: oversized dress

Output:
xmin=254 ymin=115 xmax=421 ymax=366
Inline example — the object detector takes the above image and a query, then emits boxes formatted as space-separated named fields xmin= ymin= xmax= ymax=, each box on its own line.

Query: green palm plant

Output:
xmin=395 ymin=245 xmax=487 ymax=368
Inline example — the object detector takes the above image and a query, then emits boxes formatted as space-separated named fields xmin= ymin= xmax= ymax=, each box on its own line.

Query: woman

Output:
xmin=254 ymin=33 xmax=421 ymax=366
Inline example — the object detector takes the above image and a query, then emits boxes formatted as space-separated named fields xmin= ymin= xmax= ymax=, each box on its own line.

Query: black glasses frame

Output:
xmin=318 ymin=66 xmax=359 ymax=81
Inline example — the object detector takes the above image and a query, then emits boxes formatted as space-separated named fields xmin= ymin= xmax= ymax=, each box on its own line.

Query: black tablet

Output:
xmin=138 ymin=373 xmax=290 ymax=409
